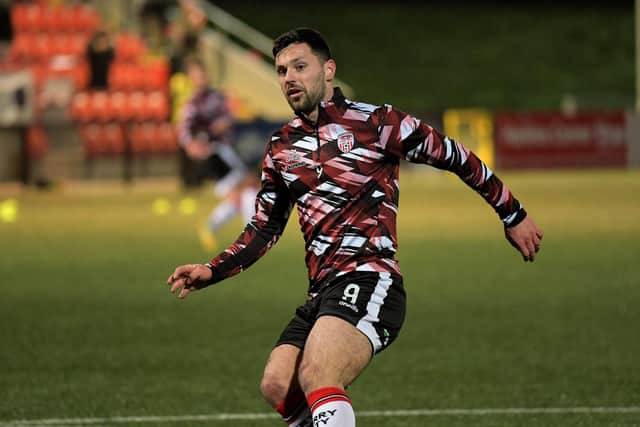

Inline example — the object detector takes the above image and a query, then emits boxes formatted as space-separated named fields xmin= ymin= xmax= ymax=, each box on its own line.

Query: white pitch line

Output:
xmin=2 ymin=406 xmax=640 ymax=426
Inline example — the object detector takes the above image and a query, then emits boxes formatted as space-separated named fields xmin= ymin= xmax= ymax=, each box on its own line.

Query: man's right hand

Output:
xmin=167 ymin=264 xmax=213 ymax=299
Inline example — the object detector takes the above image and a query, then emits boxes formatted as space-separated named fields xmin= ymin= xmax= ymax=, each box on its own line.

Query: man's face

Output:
xmin=187 ymin=64 xmax=208 ymax=91
xmin=275 ymin=43 xmax=332 ymax=116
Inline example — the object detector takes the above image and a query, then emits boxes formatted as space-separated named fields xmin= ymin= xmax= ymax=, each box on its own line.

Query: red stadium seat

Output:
xmin=145 ymin=91 xmax=169 ymax=121
xmin=156 ymin=122 xmax=179 ymax=153
xmin=70 ymin=91 xmax=91 ymax=121
xmin=127 ymin=91 xmax=146 ymax=121
xmin=20 ymin=4 xmax=43 ymax=33
xmin=115 ymin=33 xmax=146 ymax=62
xmin=81 ymin=123 xmax=105 ymax=158
xmin=109 ymin=91 xmax=128 ymax=121
xmin=129 ymin=122 xmax=154 ymax=154
xmin=143 ymin=60 xmax=169 ymax=90
xmin=9 ymin=34 xmax=31 ymax=61
xmin=10 ymin=4 xmax=27 ymax=33
xmin=32 ymin=34 xmax=53 ymax=61
xmin=90 ymin=91 xmax=110 ymax=122
xmin=109 ymin=63 xmax=144 ymax=91
xmin=103 ymin=123 xmax=125 ymax=154
xmin=76 ymin=5 xmax=99 ymax=34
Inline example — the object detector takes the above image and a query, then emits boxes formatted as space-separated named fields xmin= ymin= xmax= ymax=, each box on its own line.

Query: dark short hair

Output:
xmin=272 ymin=28 xmax=332 ymax=62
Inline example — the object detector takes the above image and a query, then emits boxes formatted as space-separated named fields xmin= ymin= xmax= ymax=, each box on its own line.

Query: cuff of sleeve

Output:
xmin=204 ymin=262 xmax=218 ymax=286
xmin=503 ymin=207 xmax=527 ymax=228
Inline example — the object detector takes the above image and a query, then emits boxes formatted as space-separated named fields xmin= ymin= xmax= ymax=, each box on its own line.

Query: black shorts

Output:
xmin=276 ymin=271 xmax=406 ymax=355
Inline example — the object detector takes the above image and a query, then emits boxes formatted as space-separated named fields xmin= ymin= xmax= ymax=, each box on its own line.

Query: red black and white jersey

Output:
xmin=207 ymin=88 xmax=526 ymax=294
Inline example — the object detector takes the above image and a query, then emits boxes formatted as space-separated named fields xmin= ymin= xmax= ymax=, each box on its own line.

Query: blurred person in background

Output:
xmin=178 ymin=56 xmax=258 ymax=251
xmin=168 ymin=28 xmax=543 ymax=426
xmin=86 ymin=30 xmax=114 ymax=90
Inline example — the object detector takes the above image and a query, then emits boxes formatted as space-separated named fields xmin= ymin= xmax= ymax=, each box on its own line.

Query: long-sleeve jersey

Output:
xmin=178 ymin=87 xmax=232 ymax=147
xmin=207 ymin=88 xmax=526 ymax=294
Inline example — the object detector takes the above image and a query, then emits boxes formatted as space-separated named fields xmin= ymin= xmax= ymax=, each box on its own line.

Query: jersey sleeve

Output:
xmin=377 ymin=105 xmax=526 ymax=227
xmin=206 ymin=143 xmax=294 ymax=285
xmin=177 ymin=95 xmax=197 ymax=146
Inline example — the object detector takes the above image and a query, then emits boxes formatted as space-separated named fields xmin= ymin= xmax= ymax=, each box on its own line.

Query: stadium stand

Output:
xmin=3 ymin=0 xmax=179 ymax=170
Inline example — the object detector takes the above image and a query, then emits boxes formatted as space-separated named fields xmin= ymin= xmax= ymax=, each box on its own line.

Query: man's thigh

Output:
xmin=298 ymin=315 xmax=372 ymax=392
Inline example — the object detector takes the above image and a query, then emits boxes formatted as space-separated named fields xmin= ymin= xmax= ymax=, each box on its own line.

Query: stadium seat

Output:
xmin=145 ymin=91 xmax=169 ymax=121
xmin=80 ymin=123 xmax=105 ymax=158
xmin=128 ymin=122 xmax=154 ymax=154
xmin=16 ymin=4 xmax=43 ymax=33
xmin=156 ymin=122 xmax=179 ymax=153
xmin=75 ymin=5 xmax=99 ymax=35
xmin=9 ymin=34 xmax=31 ymax=61
xmin=143 ymin=60 xmax=169 ymax=91
xmin=90 ymin=91 xmax=110 ymax=122
xmin=109 ymin=91 xmax=128 ymax=121
xmin=127 ymin=91 xmax=146 ymax=121
xmin=115 ymin=34 xmax=146 ymax=62
xmin=10 ymin=3 xmax=28 ymax=33
xmin=103 ymin=123 xmax=125 ymax=154
xmin=70 ymin=91 xmax=91 ymax=121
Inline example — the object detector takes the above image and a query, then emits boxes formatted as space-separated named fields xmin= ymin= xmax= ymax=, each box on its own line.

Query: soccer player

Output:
xmin=167 ymin=28 xmax=543 ymax=426
xmin=178 ymin=56 xmax=258 ymax=250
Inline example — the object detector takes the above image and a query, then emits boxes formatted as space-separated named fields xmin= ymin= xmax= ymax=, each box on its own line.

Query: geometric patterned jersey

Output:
xmin=207 ymin=88 xmax=526 ymax=294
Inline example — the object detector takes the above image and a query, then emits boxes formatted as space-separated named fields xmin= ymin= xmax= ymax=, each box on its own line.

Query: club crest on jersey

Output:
xmin=337 ymin=132 xmax=355 ymax=153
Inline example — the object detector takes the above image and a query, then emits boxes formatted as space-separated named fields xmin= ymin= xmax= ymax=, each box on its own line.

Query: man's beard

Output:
xmin=288 ymin=82 xmax=325 ymax=116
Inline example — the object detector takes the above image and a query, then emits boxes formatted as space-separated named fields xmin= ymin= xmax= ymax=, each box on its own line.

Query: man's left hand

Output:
xmin=505 ymin=216 xmax=543 ymax=262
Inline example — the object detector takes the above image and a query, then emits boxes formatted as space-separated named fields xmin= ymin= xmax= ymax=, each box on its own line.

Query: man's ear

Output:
xmin=324 ymin=59 xmax=336 ymax=80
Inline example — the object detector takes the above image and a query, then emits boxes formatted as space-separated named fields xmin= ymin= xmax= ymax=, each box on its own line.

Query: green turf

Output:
xmin=1 ymin=169 xmax=639 ymax=426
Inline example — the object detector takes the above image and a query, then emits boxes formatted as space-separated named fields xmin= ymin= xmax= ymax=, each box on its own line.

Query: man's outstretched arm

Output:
xmin=167 ymin=144 xmax=294 ymax=298
xmin=378 ymin=106 xmax=543 ymax=261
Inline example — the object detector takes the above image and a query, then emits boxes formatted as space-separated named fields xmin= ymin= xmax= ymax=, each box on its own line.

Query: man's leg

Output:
xmin=298 ymin=315 xmax=372 ymax=427
xmin=261 ymin=344 xmax=311 ymax=426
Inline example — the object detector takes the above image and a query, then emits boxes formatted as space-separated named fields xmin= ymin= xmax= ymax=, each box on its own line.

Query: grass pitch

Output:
xmin=1 ymin=169 xmax=639 ymax=426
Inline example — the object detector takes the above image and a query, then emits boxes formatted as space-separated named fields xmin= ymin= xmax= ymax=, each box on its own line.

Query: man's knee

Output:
xmin=260 ymin=371 xmax=290 ymax=407
xmin=297 ymin=356 xmax=335 ymax=392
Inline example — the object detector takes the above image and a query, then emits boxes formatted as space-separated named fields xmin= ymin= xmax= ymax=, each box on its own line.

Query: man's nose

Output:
xmin=284 ymin=68 xmax=296 ymax=83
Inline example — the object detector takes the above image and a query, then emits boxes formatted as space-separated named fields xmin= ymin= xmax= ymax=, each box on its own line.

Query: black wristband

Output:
xmin=504 ymin=208 xmax=527 ymax=228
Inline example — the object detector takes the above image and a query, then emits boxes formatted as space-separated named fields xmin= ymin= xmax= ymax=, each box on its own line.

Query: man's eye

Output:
xmin=277 ymin=68 xmax=286 ymax=76
xmin=296 ymin=64 xmax=306 ymax=71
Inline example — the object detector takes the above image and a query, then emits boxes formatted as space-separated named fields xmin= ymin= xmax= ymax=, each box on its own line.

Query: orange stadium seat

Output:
xmin=145 ymin=91 xmax=169 ymax=121
xmin=143 ymin=61 xmax=169 ymax=90
xmin=75 ymin=5 xmax=99 ymax=34
xmin=103 ymin=123 xmax=125 ymax=154
xmin=156 ymin=122 xmax=179 ymax=153
xmin=108 ymin=91 xmax=128 ymax=121
xmin=127 ymin=91 xmax=146 ymax=121
xmin=89 ymin=91 xmax=110 ymax=122
xmin=109 ymin=63 xmax=145 ymax=91
xmin=9 ymin=34 xmax=31 ymax=61
xmin=115 ymin=34 xmax=146 ymax=62
xmin=70 ymin=91 xmax=91 ymax=121
xmin=129 ymin=122 xmax=154 ymax=154
xmin=81 ymin=123 xmax=105 ymax=158
xmin=32 ymin=34 xmax=53 ymax=60
xmin=15 ymin=4 xmax=42 ymax=33
xmin=10 ymin=4 xmax=28 ymax=33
